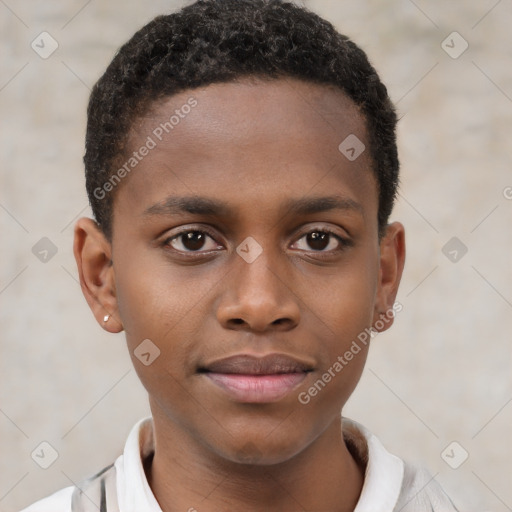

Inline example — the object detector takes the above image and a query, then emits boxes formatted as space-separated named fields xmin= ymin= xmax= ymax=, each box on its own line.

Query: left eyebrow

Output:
xmin=280 ymin=195 xmax=364 ymax=217
xmin=141 ymin=194 xmax=363 ymax=218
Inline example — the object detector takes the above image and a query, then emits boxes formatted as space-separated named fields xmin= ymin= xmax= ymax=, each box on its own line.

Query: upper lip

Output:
xmin=199 ymin=354 xmax=314 ymax=375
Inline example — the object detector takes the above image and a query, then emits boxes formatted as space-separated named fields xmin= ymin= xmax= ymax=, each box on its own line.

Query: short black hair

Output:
xmin=84 ymin=0 xmax=399 ymax=241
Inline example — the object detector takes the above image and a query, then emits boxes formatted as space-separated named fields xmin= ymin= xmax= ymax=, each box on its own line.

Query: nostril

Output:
xmin=272 ymin=318 xmax=291 ymax=326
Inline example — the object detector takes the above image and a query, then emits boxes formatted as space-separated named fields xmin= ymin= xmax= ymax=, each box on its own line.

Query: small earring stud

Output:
xmin=103 ymin=314 xmax=110 ymax=322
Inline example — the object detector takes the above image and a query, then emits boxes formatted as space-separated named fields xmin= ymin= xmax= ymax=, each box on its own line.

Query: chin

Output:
xmin=208 ymin=428 xmax=311 ymax=467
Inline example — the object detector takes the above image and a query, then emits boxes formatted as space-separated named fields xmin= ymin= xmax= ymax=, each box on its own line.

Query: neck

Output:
xmin=146 ymin=410 xmax=364 ymax=512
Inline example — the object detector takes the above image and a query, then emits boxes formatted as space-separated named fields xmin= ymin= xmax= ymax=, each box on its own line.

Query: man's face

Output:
xmin=102 ymin=78 xmax=397 ymax=464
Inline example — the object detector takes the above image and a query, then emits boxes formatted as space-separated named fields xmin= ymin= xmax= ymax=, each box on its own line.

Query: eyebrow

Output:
xmin=142 ymin=194 xmax=363 ymax=218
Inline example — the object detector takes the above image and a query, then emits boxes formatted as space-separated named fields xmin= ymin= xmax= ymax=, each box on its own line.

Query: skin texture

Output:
xmin=74 ymin=78 xmax=405 ymax=511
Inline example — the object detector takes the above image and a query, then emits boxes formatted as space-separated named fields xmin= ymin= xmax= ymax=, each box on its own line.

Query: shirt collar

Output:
xmin=115 ymin=417 xmax=162 ymax=512
xmin=117 ymin=416 xmax=404 ymax=512
xmin=343 ymin=417 xmax=404 ymax=511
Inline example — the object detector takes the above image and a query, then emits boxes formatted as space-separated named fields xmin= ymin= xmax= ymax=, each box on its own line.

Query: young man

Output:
xmin=22 ymin=0 xmax=459 ymax=510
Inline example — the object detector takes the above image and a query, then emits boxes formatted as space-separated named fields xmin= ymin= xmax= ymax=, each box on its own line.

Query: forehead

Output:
xmin=114 ymin=78 xmax=377 ymax=229
xmin=139 ymin=77 xmax=368 ymax=155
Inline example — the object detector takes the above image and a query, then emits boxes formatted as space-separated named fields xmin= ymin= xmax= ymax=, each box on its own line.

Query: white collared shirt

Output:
xmin=20 ymin=416 xmax=458 ymax=512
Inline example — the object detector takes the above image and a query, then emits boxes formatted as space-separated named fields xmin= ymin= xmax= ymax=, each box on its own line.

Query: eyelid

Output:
xmin=293 ymin=223 xmax=350 ymax=239
xmin=293 ymin=221 xmax=351 ymax=240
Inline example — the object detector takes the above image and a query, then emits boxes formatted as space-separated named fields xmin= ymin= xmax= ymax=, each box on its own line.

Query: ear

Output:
xmin=372 ymin=222 xmax=406 ymax=333
xmin=73 ymin=217 xmax=123 ymax=333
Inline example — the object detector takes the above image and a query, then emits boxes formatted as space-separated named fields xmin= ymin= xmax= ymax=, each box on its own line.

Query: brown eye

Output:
xmin=307 ymin=231 xmax=330 ymax=251
xmin=166 ymin=230 xmax=221 ymax=253
xmin=293 ymin=230 xmax=343 ymax=252
xmin=181 ymin=232 xmax=206 ymax=251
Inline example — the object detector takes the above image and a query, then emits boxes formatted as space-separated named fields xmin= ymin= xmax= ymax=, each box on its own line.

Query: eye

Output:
xmin=291 ymin=228 xmax=347 ymax=253
xmin=164 ymin=230 xmax=222 ymax=253
xmin=162 ymin=226 xmax=350 ymax=256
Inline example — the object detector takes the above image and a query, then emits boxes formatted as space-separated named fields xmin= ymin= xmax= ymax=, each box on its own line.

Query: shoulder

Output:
xmin=395 ymin=462 xmax=459 ymax=511
xmin=19 ymin=485 xmax=74 ymax=512
xmin=19 ymin=417 xmax=153 ymax=512
xmin=342 ymin=417 xmax=459 ymax=512
xmin=19 ymin=463 xmax=119 ymax=512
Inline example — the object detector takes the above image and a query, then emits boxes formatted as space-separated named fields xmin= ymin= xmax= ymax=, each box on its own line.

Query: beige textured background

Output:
xmin=1 ymin=1 xmax=511 ymax=510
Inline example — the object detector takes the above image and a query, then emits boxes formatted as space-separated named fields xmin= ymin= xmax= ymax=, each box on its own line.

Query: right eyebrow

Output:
xmin=142 ymin=196 xmax=232 ymax=217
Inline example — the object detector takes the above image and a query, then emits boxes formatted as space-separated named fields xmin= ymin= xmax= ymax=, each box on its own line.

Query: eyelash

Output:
xmin=161 ymin=226 xmax=352 ymax=258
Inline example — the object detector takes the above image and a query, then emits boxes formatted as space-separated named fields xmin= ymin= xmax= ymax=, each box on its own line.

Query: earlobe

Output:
xmin=372 ymin=222 xmax=406 ymax=333
xmin=73 ymin=217 xmax=124 ymax=333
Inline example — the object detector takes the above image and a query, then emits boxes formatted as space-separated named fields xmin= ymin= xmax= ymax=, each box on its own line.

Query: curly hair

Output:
xmin=84 ymin=0 xmax=399 ymax=241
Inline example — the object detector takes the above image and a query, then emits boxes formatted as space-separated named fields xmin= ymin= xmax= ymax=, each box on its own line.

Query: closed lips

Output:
xmin=199 ymin=354 xmax=314 ymax=375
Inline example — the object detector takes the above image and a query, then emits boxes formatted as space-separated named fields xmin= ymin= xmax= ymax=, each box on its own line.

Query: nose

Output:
xmin=216 ymin=249 xmax=301 ymax=333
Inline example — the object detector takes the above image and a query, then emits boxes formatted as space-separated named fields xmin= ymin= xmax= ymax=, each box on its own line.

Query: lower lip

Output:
xmin=205 ymin=372 xmax=308 ymax=403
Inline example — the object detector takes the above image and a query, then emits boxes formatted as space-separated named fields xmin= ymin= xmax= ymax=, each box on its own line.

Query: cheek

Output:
xmin=305 ymin=252 xmax=378 ymax=383
xmin=315 ymin=256 xmax=378 ymax=339
xmin=113 ymin=258 xmax=201 ymax=415
xmin=297 ymin=288 xmax=373 ymax=422
xmin=112 ymin=247 xmax=220 ymax=386
xmin=114 ymin=247 xmax=200 ymax=340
